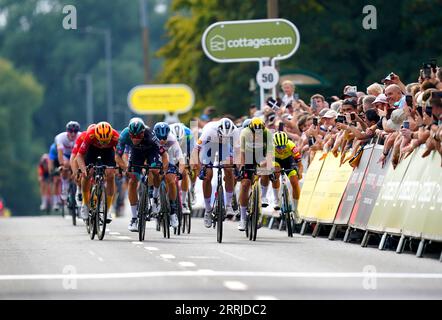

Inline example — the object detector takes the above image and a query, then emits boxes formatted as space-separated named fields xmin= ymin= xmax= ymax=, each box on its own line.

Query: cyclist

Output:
xmin=38 ymin=153 xmax=51 ymax=211
xmin=77 ymin=121 xmax=120 ymax=223
xmin=238 ymin=117 xmax=274 ymax=231
xmin=55 ymin=121 xmax=81 ymax=202
xmin=115 ymin=118 xmax=168 ymax=231
xmin=48 ymin=142 xmax=61 ymax=210
xmin=191 ymin=118 xmax=236 ymax=228
xmin=152 ymin=122 xmax=183 ymax=228
xmin=272 ymin=131 xmax=303 ymax=223
xmin=170 ymin=123 xmax=197 ymax=214
xmin=71 ymin=124 xmax=96 ymax=208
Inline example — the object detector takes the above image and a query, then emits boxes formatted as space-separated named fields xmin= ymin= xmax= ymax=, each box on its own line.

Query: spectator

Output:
xmin=310 ymin=94 xmax=327 ymax=115
xmin=385 ymin=84 xmax=405 ymax=108
xmin=281 ymin=80 xmax=296 ymax=107
xmin=366 ymin=83 xmax=384 ymax=96
xmin=362 ymin=95 xmax=376 ymax=112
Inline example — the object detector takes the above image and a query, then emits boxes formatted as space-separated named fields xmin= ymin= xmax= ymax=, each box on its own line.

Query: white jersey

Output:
xmin=155 ymin=132 xmax=184 ymax=165
xmin=195 ymin=121 xmax=234 ymax=149
xmin=195 ymin=120 xmax=235 ymax=164
xmin=55 ymin=131 xmax=81 ymax=157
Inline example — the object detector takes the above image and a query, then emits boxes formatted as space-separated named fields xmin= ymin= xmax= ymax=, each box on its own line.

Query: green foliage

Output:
xmin=158 ymin=0 xmax=442 ymax=119
xmin=0 ymin=58 xmax=43 ymax=214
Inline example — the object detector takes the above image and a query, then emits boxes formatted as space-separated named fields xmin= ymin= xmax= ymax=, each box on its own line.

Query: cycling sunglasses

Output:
xmin=130 ymin=133 xmax=144 ymax=139
xmin=275 ymin=145 xmax=286 ymax=150
xmin=67 ymin=129 xmax=79 ymax=133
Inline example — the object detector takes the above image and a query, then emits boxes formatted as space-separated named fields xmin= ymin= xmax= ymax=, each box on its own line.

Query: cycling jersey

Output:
xmin=177 ymin=126 xmax=195 ymax=157
xmin=195 ymin=121 xmax=234 ymax=164
xmin=55 ymin=131 xmax=81 ymax=158
xmin=240 ymin=127 xmax=271 ymax=165
xmin=116 ymin=127 xmax=161 ymax=157
xmin=48 ymin=143 xmax=58 ymax=161
xmin=78 ymin=127 xmax=119 ymax=155
xmin=72 ymin=131 xmax=90 ymax=156
xmin=274 ymin=140 xmax=302 ymax=162
xmin=154 ymin=132 xmax=184 ymax=165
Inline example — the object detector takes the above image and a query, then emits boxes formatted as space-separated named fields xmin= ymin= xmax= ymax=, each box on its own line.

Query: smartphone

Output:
xmin=312 ymin=117 xmax=318 ymax=127
xmin=294 ymin=93 xmax=299 ymax=101
xmin=405 ymin=95 xmax=413 ymax=108
xmin=308 ymin=137 xmax=315 ymax=147
xmin=347 ymin=86 xmax=357 ymax=93
xmin=311 ymin=99 xmax=317 ymax=110
xmin=417 ymin=106 xmax=423 ymax=117
xmin=350 ymin=113 xmax=356 ymax=121
xmin=402 ymin=121 xmax=410 ymax=129
xmin=425 ymin=105 xmax=433 ymax=116
xmin=422 ymin=63 xmax=432 ymax=79
xmin=278 ymin=122 xmax=284 ymax=131
xmin=336 ymin=115 xmax=346 ymax=124
xmin=430 ymin=59 xmax=437 ymax=73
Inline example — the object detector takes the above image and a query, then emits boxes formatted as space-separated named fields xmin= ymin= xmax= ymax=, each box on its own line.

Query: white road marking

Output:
xmin=64 ymin=216 xmax=70 ymax=220
xmin=109 ymin=232 xmax=120 ymax=235
xmin=131 ymin=242 xmax=143 ymax=245
xmin=116 ymin=236 xmax=132 ymax=240
xmin=88 ymin=251 xmax=95 ymax=256
xmin=97 ymin=257 xmax=104 ymax=262
xmin=160 ymin=254 xmax=176 ymax=260
xmin=254 ymin=296 xmax=278 ymax=300
xmin=144 ymin=247 xmax=159 ymax=251
xmin=188 ymin=256 xmax=220 ymax=260
xmin=223 ymin=281 xmax=248 ymax=291
xmin=178 ymin=261 xmax=196 ymax=267
xmin=218 ymin=249 xmax=247 ymax=261
xmin=1 ymin=271 xmax=442 ymax=281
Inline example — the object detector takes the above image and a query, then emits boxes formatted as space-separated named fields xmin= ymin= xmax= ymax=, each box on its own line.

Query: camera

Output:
xmin=308 ymin=137 xmax=316 ymax=147
xmin=402 ymin=121 xmax=410 ymax=129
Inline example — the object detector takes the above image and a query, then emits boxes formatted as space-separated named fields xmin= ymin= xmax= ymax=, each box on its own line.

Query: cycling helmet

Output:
xmin=94 ymin=121 xmax=113 ymax=144
xmin=153 ymin=122 xmax=170 ymax=140
xmin=273 ymin=131 xmax=288 ymax=147
xmin=170 ymin=123 xmax=185 ymax=142
xmin=66 ymin=121 xmax=80 ymax=132
xmin=242 ymin=118 xmax=252 ymax=128
xmin=217 ymin=118 xmax=235 ymax=137
xmin=128 ymin=119 xmax=145 ymax=136
xmin=248 ymin=117 xmax=265 ymax=132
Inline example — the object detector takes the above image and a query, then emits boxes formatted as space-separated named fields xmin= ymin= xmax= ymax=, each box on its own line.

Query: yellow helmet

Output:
xmin=94 ymin=121 xmax=113 ymax=144
xmin=249 ymin=117 xmax=265 ymax=132
xmin=273 ymin=131 xmax=288 ymax=147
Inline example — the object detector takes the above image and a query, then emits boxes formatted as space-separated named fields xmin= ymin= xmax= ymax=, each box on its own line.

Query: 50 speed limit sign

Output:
xmin=256 ymin=66 xmax=279 ymax=89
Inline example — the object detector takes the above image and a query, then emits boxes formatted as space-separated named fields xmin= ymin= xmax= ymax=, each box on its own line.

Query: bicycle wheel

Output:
xmin=138 ymin=184 xmax=148 ymax=242
xmin=245 ymin=194 xmax=253 ymax=239
xmin=186 ymin=191 xmax=192 ymax=234
xmin=282 ymin=185 xmax=293 ymax=237
xmin=251 ymin=182 xmax=260 ymax=241
xmin=216 ymin=186 xmax=224 ymax=243
xmin=160 ymin=182 xmax=170 ymax=239
xmin=96 ymin=186 xmax=107 ymax=241
xmin=231 ymin=190 xmax=239 ymax=212
xmin=89 ymin=187 xmax=97 ymax=240
xmin=69 ymin=183 xmax=77 ymax=226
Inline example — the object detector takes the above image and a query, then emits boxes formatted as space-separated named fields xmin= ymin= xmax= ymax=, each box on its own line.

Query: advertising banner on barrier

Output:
xmin=420 ymin=151 xmax=442 ymax=241
xmin=349 ymin=145 xmax=390 ymax=231
xmin=298 ymin=153 xmax=324 ymax=219
xmin=402 ymin=147 xmax=431 ymax=238
xmin=366 ymin=149 xmax=413 ymax=233
xmin=334 ymin=144 xmax=374 ymax=225
xmin=316 ymin=153 xmax=354 ymax=224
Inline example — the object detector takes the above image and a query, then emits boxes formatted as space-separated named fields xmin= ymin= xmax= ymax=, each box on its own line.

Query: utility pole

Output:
xmin=140 ymin=0 xmax=150 ymax=84
xmin=267 ymin=0 xmax=278 ymax=19
xmin=85 ymin=26 xmax=113 ymax=124
xmin=75 ymin=74 xmax=94 ymax=125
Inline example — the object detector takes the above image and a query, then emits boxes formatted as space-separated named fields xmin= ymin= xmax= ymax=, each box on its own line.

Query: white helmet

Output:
xmin=170 ymin=123 xmax=185 ymax=142
xmin=129 ymin=117 xmax=145 ymax=125
xmin=217 ymin=118 xmax=235 ymax=137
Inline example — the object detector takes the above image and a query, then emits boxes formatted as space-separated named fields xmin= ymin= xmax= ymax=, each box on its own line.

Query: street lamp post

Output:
xmin=75 ymin=73 xmax=94 ymax=125
xmin=85 ymin=26 xmax=113 ymax=125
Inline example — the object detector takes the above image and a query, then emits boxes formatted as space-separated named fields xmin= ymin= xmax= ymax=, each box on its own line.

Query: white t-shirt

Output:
xmin=55 ymin=132 xmax=81 ymax=157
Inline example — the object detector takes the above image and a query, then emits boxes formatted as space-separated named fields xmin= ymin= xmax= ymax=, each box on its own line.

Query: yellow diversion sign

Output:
xmin=128 ymin=84 xmax=195 ymax=114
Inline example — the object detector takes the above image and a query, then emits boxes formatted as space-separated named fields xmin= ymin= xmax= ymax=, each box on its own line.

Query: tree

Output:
xmin=157 ymin=0 xmax=442 ymax=120
xmin=0 ymin=58 xmax=43 ymax=215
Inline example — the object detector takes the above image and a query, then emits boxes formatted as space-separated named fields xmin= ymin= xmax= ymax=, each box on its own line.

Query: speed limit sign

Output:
xmin=256 ymin=66 xmax=279 ymax=89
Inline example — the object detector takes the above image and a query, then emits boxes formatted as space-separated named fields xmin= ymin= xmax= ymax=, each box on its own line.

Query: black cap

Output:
xmin=340 ymin=91 xmax=357 ymax=100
